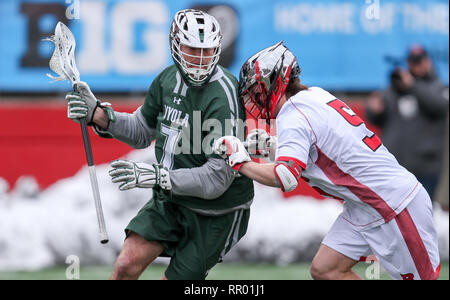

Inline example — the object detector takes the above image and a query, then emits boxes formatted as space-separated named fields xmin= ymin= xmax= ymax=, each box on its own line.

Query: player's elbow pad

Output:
xmin=274 ymin=164 xmax=299 ymax=192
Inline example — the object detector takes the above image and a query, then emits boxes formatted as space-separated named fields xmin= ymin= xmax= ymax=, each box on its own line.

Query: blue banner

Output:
xmin=0 ymin=0 xmax=448 ymax=92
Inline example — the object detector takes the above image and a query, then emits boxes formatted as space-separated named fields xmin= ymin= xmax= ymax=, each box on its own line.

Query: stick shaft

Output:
xmin=87 ymin=165 xmax=109 ymax=244
xmin=80 ymin=118 xmax=94 ymax=166
xmin=80 ymin=118 xmax=109 ymax=244
xmin=49 ymin=25 xmax=108 ymax=244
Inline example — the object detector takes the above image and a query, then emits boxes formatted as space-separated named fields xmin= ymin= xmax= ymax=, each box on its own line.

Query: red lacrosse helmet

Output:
xmin=239 ymin=42 xmax=300 ymax=124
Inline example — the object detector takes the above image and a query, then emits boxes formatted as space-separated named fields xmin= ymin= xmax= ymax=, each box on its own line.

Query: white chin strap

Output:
xmin=185 ymin=64 xmax=210 ymax=81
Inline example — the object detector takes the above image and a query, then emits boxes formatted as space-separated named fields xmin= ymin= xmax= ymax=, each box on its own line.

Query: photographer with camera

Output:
xmin=366 ymin=45 xmax=449 ymax=202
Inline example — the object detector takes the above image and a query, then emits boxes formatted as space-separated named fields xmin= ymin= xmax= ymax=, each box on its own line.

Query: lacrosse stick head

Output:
xmin=45 ymin=22 xmax=80 ymax=86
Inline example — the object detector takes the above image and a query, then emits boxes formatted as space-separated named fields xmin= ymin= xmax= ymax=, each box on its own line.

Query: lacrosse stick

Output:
xmin=45 ymin=22 xmax=109 ymax=244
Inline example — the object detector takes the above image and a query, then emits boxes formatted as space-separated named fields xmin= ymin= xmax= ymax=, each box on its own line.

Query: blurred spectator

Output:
xmin=366 ymin=45 xmax=449 ymax=201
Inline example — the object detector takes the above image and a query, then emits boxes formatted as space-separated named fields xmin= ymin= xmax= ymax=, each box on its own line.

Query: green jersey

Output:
xmin=140 ymin=65 xmax=254 ymax=210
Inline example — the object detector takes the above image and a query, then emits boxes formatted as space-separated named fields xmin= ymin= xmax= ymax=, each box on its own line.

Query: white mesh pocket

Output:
xmin=46 ymin=39 xmax=66 ymax=81
xmin=44 ymin=22 xmax=80 ymax=84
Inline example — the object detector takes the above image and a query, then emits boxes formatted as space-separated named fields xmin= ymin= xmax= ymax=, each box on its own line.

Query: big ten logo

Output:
xmin=20 ymin=2 xmax=68 ymax=67
xmin=20 ymin=1 xmax=170 ymax=74
xmin=65 ymin=255 xmax=80 ymax=280
xmin=192 ymin=4 xmax=239 ymax=68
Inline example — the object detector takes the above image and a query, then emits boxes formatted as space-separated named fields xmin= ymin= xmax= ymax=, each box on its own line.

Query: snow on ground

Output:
xmin=0 ymin=148 xmax=448 ymax=271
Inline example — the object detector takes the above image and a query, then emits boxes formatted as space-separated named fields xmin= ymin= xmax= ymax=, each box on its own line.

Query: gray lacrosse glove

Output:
xmin=66 ymin=81 xmax=116 ymax=137
xmin=66 ymin=81 xmax=99 ymax=123
xmin=109 ymin=160 xmax=172 ymax=191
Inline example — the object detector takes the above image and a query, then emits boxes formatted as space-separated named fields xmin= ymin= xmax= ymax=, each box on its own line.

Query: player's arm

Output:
xmin=104 ymin=107 xmax=156 ymax=149
xmin=66 ymin=81 xmax=159 ymax=148
xmin=91 ymin=107 xmax=109 ymax=129
xmin=83 ymin=103 xmax=156 ymax=149
xmin=169 ymin=157 xmax=235 ymax=200
xmin=108 ymin=145 xmax=235 ymax=198
xmin=239 ymin=159 xmax=302 ymax=192
xmin=214 ymin=136 xmax=303 ymax=192
xmin=239 ymin=162 xmax=278 ymax=187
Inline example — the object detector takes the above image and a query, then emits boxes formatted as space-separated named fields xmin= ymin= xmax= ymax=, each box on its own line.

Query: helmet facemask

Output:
xmin=241 ymin=79 xmax=268 ymax=120
xmin=170 ymin=38 xmax=221 ymax=85
xmin=265 ymin=60 xmax=292 ymax=123
xmin=239 ymin=46 xmax=297 ymax=125
xmin=170 ymin=9 xmax=222 ymax=87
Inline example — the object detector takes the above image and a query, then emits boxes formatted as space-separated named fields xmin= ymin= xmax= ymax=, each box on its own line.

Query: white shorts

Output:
xmin=322 ymin=186 xmax=441 ymax=280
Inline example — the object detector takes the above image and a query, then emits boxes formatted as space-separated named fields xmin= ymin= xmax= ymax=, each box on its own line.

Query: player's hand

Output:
xmin=398 ymin=70 xmax=415 ymax=89
xmin=66 ymin=81 xmax=100 ymax=124
xmin=213 ymin=136 xmax=251 ymax=171
xmin=244 ymin=129 xmax=277 ymax=162
xmin=366 ymin=91 xmax=384 ymax=114
xmin=109 ymin=160 xmax=172 ymax=191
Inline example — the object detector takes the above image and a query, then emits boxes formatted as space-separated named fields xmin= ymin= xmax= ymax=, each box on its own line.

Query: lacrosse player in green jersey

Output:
xmin=65 ymin=9 xmax=254 ymax=280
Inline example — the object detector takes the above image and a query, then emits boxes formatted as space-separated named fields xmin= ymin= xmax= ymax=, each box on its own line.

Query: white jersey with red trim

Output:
xmin=275 ymin=87 xmax=421 ymax=230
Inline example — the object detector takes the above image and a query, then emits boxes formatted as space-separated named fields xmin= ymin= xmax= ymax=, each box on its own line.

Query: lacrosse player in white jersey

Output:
xmin=214 ymin=42 xmax=441 ymax=280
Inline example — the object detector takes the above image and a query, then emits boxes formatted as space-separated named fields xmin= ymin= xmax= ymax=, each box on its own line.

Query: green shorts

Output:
xmin=125 ymin=196 xmax=250 ymax=280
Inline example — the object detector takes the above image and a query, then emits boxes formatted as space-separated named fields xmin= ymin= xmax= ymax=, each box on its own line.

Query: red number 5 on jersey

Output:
xmin=327 ymin=99 xmax=382 ymax=151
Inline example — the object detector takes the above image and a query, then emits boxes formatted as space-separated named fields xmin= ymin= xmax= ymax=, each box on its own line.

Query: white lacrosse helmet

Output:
xmin=170 ymin=9 xmax=222 ymax=87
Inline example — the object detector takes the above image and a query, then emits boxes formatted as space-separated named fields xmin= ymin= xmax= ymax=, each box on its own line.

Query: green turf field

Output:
xmin=0 ymin=262 xmax=447 ymax=280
